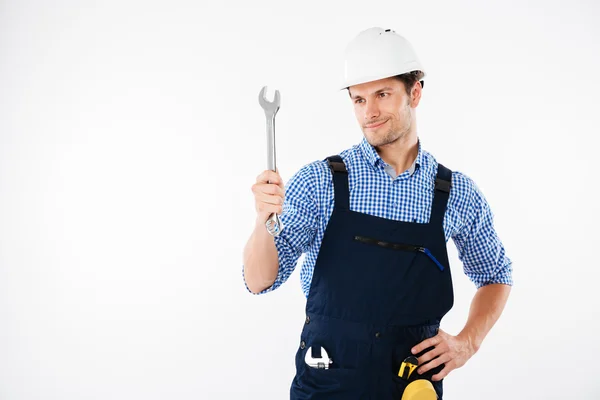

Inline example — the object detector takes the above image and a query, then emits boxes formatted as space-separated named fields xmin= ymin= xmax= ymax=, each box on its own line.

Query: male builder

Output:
xmin=242 ymin=27 xmax=512 ymax=399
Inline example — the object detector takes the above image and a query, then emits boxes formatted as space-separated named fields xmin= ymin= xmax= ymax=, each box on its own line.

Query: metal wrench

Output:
xmin=258 ymin=86 xmax=284 ymax=237
xmin=304 ymin=346 xmax=333 ymax=369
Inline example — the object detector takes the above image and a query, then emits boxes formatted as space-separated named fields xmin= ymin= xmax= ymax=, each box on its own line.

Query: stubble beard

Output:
xmin=365 ymin=103 xmax=412 ymax=148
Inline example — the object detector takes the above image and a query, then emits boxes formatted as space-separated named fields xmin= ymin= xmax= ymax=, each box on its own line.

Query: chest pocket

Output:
xmin=353 ymin=235 xmax=445 ymax=271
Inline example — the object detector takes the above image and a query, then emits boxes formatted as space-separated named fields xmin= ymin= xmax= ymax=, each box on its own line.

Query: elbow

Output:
xmin=246 ymin=280 xmax=275 ymax=295
xmin=243 ymin=270 xmax=260 ymax=294
xmin=243 ymin=271 xmax=276 ymax=295
xmin=244 ymin=277 xmax=261 ymax=294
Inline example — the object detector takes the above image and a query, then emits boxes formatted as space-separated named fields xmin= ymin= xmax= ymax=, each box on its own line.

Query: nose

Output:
xmin=365 ymin=101 xmax=380 ymax=120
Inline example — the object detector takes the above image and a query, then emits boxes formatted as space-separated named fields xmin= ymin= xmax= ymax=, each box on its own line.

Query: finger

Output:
xmin=252 ymin=183 xmax=284 ymax=198
xmin=431 ymin=361 xmax=455 ymax=381
xmin=417 ymin=344 xmax=445 ymax=365
xmin=418 ymin=340 xmax=449 ymax=364
xmin=412 ymin=335 xmax=441 ymax=355
xmin=256 ymin=193 xmax=283 ymax=206
xmin=257 ymin=170 xmax=282 ymax=185
xmin=418 ymin=353 xmax=451 ymax=375
xmin=256 ymin=201 xmax=283 ymax=215
xmin=263 ymin=183 xmax=285 ymax=197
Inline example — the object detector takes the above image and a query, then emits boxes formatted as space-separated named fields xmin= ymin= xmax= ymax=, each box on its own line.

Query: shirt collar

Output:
xmin=358 ymin=136 xmax=424 ymax=176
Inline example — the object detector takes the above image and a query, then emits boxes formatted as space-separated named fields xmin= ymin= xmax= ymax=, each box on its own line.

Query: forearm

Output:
xmin=243 ymin=217 xmax=280 ymax=294
xmin=457 ymin=283 xmax=511 ymax=352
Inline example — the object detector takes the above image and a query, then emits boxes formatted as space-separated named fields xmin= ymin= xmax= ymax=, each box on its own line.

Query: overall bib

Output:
xmin=289 ymin=155 xmax=454 ymax=400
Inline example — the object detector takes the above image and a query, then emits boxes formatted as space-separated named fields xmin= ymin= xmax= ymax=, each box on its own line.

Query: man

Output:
xmin=242 ymin=27 xmax=512 ymax=399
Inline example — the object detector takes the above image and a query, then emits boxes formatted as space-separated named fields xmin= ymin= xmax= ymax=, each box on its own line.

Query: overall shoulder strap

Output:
xmin=325 ymin=155 xmax=349 ymax=210
xmin=430 ymin=162 xmax=452 ymax=226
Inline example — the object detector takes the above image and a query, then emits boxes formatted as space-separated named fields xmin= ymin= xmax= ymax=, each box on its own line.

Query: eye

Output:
xmin=354 ymin=99 xmax=364 ymax=104
xmin=379 ymin=92 xmax=388 ymax=98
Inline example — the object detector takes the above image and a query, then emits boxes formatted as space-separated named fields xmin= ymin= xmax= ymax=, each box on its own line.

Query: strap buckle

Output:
xmin=327 ymin=159 xmax=347 ymax=174
xmin=435 ymin=177 xmax=451 ymax=193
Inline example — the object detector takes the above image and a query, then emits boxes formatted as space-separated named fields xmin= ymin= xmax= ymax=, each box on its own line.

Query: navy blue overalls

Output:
xmin=289 ymin=154 xmax=454 ymax=399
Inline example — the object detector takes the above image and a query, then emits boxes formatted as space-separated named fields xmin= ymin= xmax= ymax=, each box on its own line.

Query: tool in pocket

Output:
xmin=398 ymin=356 xmax=419 ymax=380
xmin=397 ymin=356 xmax=438 ymax=400
xmin=258 ymin=86 xmax=284 ymax=237
xmin=304 ymin=346 xmax=333 ymax=369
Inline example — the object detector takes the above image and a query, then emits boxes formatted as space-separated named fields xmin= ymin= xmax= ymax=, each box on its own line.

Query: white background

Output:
xmin=1 ymin=0 xmax=599 ymax=399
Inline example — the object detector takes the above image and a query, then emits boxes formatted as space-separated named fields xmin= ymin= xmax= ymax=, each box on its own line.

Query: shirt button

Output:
xmin=375 ymin=332 xmax=381 ymax=338
xmin=300 ymin=341 xmax=306 ymax=349
xmin=305 ymin=316 xmax=310 ymax=324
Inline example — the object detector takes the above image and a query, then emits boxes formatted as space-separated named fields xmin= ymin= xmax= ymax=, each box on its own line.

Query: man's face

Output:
xmin=349 ymin=77 xmax=419 ymax=147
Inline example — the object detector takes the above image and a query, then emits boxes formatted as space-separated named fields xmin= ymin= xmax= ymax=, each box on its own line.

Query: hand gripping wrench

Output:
xmin=258 ymin=86 xmax=284 ymax=237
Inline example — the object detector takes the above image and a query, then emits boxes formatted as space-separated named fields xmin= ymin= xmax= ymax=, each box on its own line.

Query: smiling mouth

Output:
xmin=366 ymin=119 xmax=389 ymax=129
xmin=366 ymin=120 xmax=388 ymax=129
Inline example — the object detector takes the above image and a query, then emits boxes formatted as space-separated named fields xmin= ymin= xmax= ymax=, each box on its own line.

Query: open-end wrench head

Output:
xmin=258 ymin=86 xmax=280 ymax=115
xmin=304 ymin=346 xmax=333 ymax=369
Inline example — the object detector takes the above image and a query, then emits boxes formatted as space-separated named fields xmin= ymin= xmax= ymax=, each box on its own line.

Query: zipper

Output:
xmin=353 ymin=235 xmax=445 ymax=271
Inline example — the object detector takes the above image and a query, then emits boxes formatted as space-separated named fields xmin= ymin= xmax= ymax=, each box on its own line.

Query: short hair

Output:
xmin=393 ymin=70 xmax=425 ymax=95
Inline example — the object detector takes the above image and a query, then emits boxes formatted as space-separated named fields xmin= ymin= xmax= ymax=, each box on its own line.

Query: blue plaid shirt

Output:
xmin=243 ymin=136 xmax=513 ymax=298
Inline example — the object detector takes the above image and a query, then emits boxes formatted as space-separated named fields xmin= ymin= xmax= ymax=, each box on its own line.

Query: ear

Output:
xmin=410 ymin=81 xmax=423 ymax=107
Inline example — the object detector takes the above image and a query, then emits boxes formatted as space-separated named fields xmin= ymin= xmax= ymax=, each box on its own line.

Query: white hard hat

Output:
xmin=339 ymin=27 xmax=426 ymax=91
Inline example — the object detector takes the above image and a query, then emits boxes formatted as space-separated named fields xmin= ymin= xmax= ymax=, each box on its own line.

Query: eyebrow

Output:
xmin=350 ymin=86 xmax=395 ymax=100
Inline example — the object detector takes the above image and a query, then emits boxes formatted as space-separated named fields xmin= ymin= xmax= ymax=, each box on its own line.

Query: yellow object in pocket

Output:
xmin=398 ymin=356 xmax=419 ymax=380
xmin=401 ymin=379 xmax=438 ymax=400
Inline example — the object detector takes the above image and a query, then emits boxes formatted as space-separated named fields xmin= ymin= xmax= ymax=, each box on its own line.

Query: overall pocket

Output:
xmin=353 ymin=235 xmax=445 ymax=271
xmin=291 ymin=328 xmax=368 ymax=399
xmin=389 ymin=325 xmax=445 ymax=399
xmin=292 ymin=366 xmax=364 ymax=399
xmin=390 ymin=372 xmax=410 ymax=398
